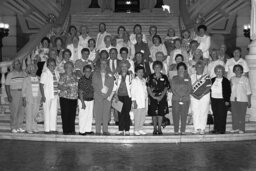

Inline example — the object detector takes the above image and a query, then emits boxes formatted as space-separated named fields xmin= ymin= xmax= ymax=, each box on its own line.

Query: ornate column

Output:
xmin=245 ymin=0 xmax=256 ymax=121
xmin=0 ymin=62 xmax=9 ymax=104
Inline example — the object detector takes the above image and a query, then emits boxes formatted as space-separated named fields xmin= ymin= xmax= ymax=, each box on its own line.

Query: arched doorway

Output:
xmin=115 ymin=0 xmax=140 ymax=12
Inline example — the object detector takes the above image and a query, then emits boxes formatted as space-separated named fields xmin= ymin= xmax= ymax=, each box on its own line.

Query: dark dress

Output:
xmin=147 ymin=73 xmax=170 ymax=116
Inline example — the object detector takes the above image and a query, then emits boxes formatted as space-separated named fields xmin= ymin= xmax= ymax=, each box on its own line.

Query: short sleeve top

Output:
xmin=59 ymin=73 xmax=78 ymax=99
xmin=147 ymin=73 xmax=170 ymax=96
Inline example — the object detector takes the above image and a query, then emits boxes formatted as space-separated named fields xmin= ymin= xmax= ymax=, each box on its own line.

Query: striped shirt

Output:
xmin=31 ymin=76 xmax=40 ymax=97
xmin=52 ymin=72 xmax=58 ymax=95
xmin=5 ymin=71 xmax=27 ymax=90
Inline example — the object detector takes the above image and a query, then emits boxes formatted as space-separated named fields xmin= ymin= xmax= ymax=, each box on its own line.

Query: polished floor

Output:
xmin=0 ymin=140 xmax=256 ymax=171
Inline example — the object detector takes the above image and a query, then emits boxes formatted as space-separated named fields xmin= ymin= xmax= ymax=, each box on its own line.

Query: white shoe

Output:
xmin=11 ymin=129 xmax=18 ymax=133
xmin=138 ymin=130 xmax=146 ymax=135
xmin=125 ymin=131 xmax=130 ymax=136
xmin=27 ymin=131 xmax=33 ymax=134
xmin=230 ymin=129 xmax=239 ymax=133
xmin=115 ymin=131 xmax=123 ymax=135
xmin=134 ymin=131 xmax=140 ymax=136
xmin=17 ymin=128 xmax=25 ymax=133
xmin=199 ymin=130 xmax=205 ymax=135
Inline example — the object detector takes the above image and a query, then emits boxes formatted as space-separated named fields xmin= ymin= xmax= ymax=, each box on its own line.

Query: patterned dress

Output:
xmin=147 ymin=73 xmax=170 ymax=116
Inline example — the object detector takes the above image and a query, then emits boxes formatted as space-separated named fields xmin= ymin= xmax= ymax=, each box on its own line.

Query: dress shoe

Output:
xmin=153 ymin=130 xmax=158 ymax=135
xmin=158 ymin=130 xmax=163 ymax=135
xmin=95 ymin=132 xmax=101 ymax=135
xmin=85 ymin=131 xmax=94 ymax=135
xmin=79 ymin=132 xmax=87 ymax=136
xmin=138 ymin=130 xmax=146 ymax=135
xmin=103 ymin=132 xmax=110 ymax=136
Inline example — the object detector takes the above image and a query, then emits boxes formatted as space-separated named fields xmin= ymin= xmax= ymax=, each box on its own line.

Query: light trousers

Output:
xmin=43 ymin=95 xmax=58 ymax=132
xmin=133 ymin=108 xmax=146 ymax=131
xmin=10 ymin=90 xmax=25 ymax=130
xmin=94 ymin=99 xmax=111 ymax=134
xmin=191 ymin=93 xmax=210 ymax=131
xmin=231 ymin=101 xmax=248 ymax=131
xmin=78 ymin=99 xmax=94 ymax=133
xmin=25 ymin=96 xmax=41 ymax=132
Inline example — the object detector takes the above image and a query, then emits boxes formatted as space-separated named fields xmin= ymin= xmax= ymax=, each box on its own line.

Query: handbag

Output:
xmin=35 ymin=110 xmax=44 ymax=123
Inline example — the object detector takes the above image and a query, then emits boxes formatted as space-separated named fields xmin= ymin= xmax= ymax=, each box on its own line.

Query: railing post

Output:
xmin=1 ymin=64 xmax=8 ymax=104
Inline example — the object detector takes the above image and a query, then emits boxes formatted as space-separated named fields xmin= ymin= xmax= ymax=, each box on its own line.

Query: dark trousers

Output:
xmin=172 ymin=101 xmax=189 ymax=133
xmin=60 ymin=97 xmax=77 ymax=134
xmin=118 ymin=96 xmax=132 ymax=131
xmin=211 ymin=98 xmax=227 ymax=133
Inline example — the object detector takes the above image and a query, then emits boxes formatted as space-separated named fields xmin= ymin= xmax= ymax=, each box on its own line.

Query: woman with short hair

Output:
xmin=147 ymin=61 xmax=170 ymax=135
xmin=210 ymin=65 xmax=231 ymax=134
xmin=150 ymin=35 xmax=168 ymax=62
xmin=58 ymin=61 xmax=78 ymax=135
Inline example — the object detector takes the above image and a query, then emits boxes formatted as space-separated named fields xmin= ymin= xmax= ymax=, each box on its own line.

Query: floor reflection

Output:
xmin=0 ymin=140 xmax=256 ymax=171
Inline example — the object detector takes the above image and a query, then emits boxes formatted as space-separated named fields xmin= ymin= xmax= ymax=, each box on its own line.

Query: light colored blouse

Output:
xmin=230 ymin=76 xmax=251 ymax=102
xmin=211 ymin=77 xmax=223 ymax=99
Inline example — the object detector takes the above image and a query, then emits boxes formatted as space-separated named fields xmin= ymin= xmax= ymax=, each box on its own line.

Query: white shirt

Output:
xmin=230 ymin=76 xmax=252 ymax=102
xmin=67 ymin=44 xmax=83 ymax=62
xmin=40 ymin=68 xmax=59 ymax=99
xmin=116 ymin=40 xmax=135 ymax=60
xmin=88 ymin=48 xmax=96 ymax=61
xmin=194 ymin=35 xmax=211 ymax=59
xmin=207 ymin=60 xmax=225 ymax=78
xmin=150 ymin=44 xmax=167 ymax=61
xmin=130 ymin=33 xmax=147 ymax=45
xmin=225 ymin=58 xmax=249 ymax=80
xmin=211 ymin=77 xmax=223 ymax=99
xmin=79 ymin=35 xmax=91 ymax=48
xmin=96 ymin=31 xmax=110 ymax=51
xmin=109 ymin=59 xmax=117 ymax=72
xmin=131 ymin=77 xmax=148 ymax=108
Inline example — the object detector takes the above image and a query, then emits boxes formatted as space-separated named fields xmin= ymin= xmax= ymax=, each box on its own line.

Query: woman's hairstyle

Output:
xmin=214 ymin=65 xmax=225 ymax=74
xmin=233 ymin=64 xmax=244 ymax=73
xmin=135 ymin=51 xmax=143 ymax=57
xmin=152 ymin=35 xmax=162 ymax=44
xmin=99 ymin=22 xmax=106 ymax=32
xmin=54 ymin=37 xmax=63 ymax=45
xmin=100 ymin=50 xmax=109 ymax=59
xmin=104 ymin=35 xmax=111 ymax=42
xmin=81 ymin=48 xmax=90 ymax=54
xmin=68 ymin=25 xmax=77 ymax=33
xmin=110 ymin=48 xmax=118 ymax=54
xmin=190 ymin=40 xmax=199 ymax=46
xmin=41 ymin=37 xmax=50 ymax=45
xmin=174 ymin=38 xmax=182 ymax=44
xmin=47 ymin=57 xmax=56 ymax=66
xmin=155 ymin=51 xmax=164 ymax=59
xmin=62 ymin=49 xmax=72 ymax=57
xmin=117 ymin=25 xmax=126 ymax=34
xmin=12 ymin=59 xmax=22 ymax=68
xmin=175 ymin=54 xmax=184 ymax=61
xmin=83 ymin=64 xmax=92 ymax=72
xmin=181 ymin=29 xmax=190 ymax=37
xmin=197 ymin=25 xmax=207 ymax=32
xmin=79 ymin=24 xmax=89 ymax=34
xmin=119 ymin=59 xmax=131 ymax=69
xmin=135 ymin=64 xmax=145 ymax=73
xmin=153 ymin=60 xmax=163 ymax=69
xmin=120 ymin=47 xmax=129 ymax=54
xmin=26 ymin=63 xmax=38 ymax=74
xmin=88 ymin=38 xmax=96 ymax=45
xmin=64 ymin=61 xmax=74 ymax=70
xmin=176 ymin=62 xmax=187 ymax=71
xmin=233 ymin=47 xmax=242 ymax=53
xmin=149 ymin=25 xmax=157 ymax=33
xmin=195 ymin=60 xmax=205 ymax=68
xmin=133 ymin=24 xmax=142 ymax=32
xmin=167 ymin=28 xmax=175 ymax=36
xmin=72 ymin=35 xmax=79 ymax=42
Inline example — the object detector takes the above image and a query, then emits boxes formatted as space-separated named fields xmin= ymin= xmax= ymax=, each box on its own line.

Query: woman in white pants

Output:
xmin=190 ymin=60 xmax=211 ymax=135
xmin=40 ymin=58 xmax=59 ymax=134
xmin=78 ymin=65 xmax=94 ymax=135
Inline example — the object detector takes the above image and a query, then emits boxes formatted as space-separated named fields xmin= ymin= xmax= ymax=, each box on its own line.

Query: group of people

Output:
xmin=5 ymin=22 xmax=252 ymax=136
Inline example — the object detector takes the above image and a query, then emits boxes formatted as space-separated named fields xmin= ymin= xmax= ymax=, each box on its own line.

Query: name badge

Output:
xmin=184 ymin=79 xmax=189 ymax=82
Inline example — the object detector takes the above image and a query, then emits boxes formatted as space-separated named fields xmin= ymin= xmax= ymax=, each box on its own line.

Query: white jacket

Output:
xmin=131 ymin=77 xmax=148 ymax=109
xmin=114 ymin=74 xmax=132 ymax=98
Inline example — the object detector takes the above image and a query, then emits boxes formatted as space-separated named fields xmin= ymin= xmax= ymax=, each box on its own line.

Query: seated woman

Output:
xmin=22 ymin=64 xmax=41 ymax=134
xmin=150 ymin=35 xmax=167 ymax=62
xmin=210 ymin=65 xmax=231 ymax=134
xmin=114 ymin=60 xmax=133 ymax=136
xmin=35 ymin=37 xmax=50 ymax=76
xmin=230 ymin=64 xmax=252 ymax=134
xmin=147 ymin=61 xmax=170 ymax=135
xmin=171 ymin=62 xmax=192 ymax=135
xmin=131 ymin=65 xmax=148 ymax=136
xmin=190 ymin=60 xmax=211 ymax=135
xmin=92 ymin=59 xmax=114 ymax=135
xmin=58 ymin=61 xmax=78 ymax=135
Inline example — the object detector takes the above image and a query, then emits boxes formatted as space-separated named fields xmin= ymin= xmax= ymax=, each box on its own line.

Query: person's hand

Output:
xmin=22 ymin=98 xmax=26 ymax=107
xmin=248 ymin=101 xmax=251 ymax=108
xmin=81 ymin=101 xmax=86 ymax=110
xmin=225 ymin=102 xmax=229 ymax=106
xmin=41 ymin=96 xmax=46 ymax=103
xmin=114 ymin=95 xmax=119 ymax=102
xmin=133 ymin=101 xmax=137 ymax=109
xmin=7 ymin=96 xmax=12 ymax=103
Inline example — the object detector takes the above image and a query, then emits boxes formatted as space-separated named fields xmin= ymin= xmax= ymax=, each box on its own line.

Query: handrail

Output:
xmin=180 ymin=0 xmax=195 ymax=29
xmin=0 ymin=0 xmax=71 ymax=104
